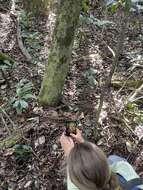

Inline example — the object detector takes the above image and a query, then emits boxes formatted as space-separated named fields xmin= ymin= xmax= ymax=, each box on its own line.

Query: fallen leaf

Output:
xmin=24 ymin=181 xmax=32 ymax=188
xmin=3 ymin=148 xmax=14 ymax=156
xmin=33 ymin=107 xmax=43 ymax=114
xmin=47 ymin=110 xmax=58 ymax=118
xmin=35 ymin=136 xmax=45 ymax=148
xmin=79 ymin=112 xmax=84 ymax=120
xmin=126 ymin=141 xmax=134 ymax=152
xmin=1 ymin=84 xmax=7 ymax=89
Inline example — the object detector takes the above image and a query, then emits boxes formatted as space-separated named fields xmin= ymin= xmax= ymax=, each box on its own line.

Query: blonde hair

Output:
xmin=67 ymin=142 xmax=121 ymax=190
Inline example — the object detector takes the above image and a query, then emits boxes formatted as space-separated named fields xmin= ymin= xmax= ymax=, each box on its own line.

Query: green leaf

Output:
xmin=19 ymin=100 xmax=29 ymax=109
xmin=13 ymin=100 xmax=21 ymax=108
xmin=0 ymin=59 xmax=12 ymax=69
xmin=111 ymin=3 xmax=118 ymax=12
xmin=13 ymin=144 xmax=32 ymax=158
xmin=23 ymin=94 xmax=36 ymax=100
xmin=3 ymin=60 xmax=11 ymax=66
xmin=13 ymin=100 xmax=28 ymax=109
xmin=125 ymin=0 xmax=132 ymax=12
xmin=16 ymin=88 xmax=21 ymax=97
xmin=88 ymin=76 xmax=98 ymax=87
xmin=79 ymin=14 xmax=113 ymax=28
xmin=126 ymin=102 xmax=137 ymax=110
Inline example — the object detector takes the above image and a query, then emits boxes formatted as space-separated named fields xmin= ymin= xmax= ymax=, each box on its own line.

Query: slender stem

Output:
xmin=96 ymin=7 xmax=130 ymax=126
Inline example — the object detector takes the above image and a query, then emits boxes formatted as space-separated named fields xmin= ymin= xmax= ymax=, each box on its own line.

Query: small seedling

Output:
xmin=11 ymin=79 xmax=35 ymax=114
xmin=12 ymin=144 xmax=32 ymax=159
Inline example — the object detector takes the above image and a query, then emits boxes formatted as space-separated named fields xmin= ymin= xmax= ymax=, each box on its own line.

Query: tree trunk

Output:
xmin=23 ymin=0 xmax=50 ymax=16
xmin=38 ymin=0 xmax=82 ymax=106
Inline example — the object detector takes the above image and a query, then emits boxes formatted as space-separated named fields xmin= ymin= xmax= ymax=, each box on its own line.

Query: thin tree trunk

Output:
xmin=38 ymin=0 xmax=82 ymax=106
xmin=96 ymin=0 xmax=131 ymax=125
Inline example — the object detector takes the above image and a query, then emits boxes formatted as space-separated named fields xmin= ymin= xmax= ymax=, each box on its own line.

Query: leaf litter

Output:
xmin=0 ymin=1 xmax=143 ymax=190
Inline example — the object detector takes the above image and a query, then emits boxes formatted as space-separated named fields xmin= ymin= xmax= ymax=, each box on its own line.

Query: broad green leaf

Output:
xmin=13 ymin=100 xmax=21 ymax=108
xmin=19 ymin=100 xmax=29 ymax=109
xmin=13 ymin=100 xmax=28 ymax=109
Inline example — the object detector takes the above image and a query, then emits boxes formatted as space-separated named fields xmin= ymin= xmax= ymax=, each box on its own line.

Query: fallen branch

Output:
xmin=0 ymin=126 xmax=33 ymax=149
xmin=115 ymin=73 xmax=135 ymax=96
xmin=16 ymin=17 xmax=33 ymax=63
xmin=0 ymin=131 xmax=20 ymax=149
xmin=112 ymin=79 xmax=143 ymax=89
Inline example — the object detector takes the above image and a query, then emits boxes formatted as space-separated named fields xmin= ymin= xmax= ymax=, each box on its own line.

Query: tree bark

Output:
xmin=38 ymin=0 xmax=82 ymax=106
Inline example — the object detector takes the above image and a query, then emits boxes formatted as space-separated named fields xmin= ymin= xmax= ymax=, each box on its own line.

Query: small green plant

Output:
xmin=19 ymin=10 xmax=32 ymax=29
xmin=82 ymin=0 xmax=89 ymax=13
xmin=79 ymin=14 xmax=113 ymax=28
xmin=12 ymin=144 xmax=32 ymax=159
xmin=83 ymin=68 xmax=98 ymax=88
xmin=0 ymin=52 xmax=15 ymax=70
xmin=11 ymin=79 xmax=35 ymax=114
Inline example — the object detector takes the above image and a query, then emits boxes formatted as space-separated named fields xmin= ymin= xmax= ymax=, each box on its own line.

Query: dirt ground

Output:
xmin=0 ymin=1 xmax=143 ymax=190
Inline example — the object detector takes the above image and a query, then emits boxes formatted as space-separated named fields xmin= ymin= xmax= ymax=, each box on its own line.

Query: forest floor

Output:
xmin=0 ymin=1 xmax=143 ymax=190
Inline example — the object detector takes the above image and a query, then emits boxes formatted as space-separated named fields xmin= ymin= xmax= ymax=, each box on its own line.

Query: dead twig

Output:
xmin=115 ymin=72 xmax=134 ymax=97
xmin=122 ymin=116 xmax=136 ymax=136
xmin=111 ymin=115 xmax=136 ymax=136
xmin=0 ymin=69 xmax=10 ymax=87
xmin=128 ymin=84 xmax=143 ymax=103
xmin=31 ymin=149 xmax=41 ymax=162
xmin=16 ymin=17 xmax=33 ymax=63
xmin=0 ymin=106 xmax=17 ymax=130
xmin=0 ymin=113 xmax=11 ymax=135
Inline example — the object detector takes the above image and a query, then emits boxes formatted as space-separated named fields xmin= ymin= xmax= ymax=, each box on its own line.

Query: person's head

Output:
xmin=67 ymin=142 xmax=120 ymax=190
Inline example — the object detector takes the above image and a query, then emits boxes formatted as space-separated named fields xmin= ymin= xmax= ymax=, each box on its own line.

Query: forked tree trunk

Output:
xmin=38 ymin=0 xmax=82 ymax=106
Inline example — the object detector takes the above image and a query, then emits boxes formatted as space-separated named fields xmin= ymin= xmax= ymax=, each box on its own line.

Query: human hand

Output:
xmin=59 ymin=133 xmax=74 ymax=156
xmin=70 ymin=128 xmax=84 ymax=143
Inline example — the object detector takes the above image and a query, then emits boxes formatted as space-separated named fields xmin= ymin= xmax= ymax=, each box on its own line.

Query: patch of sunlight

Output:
xmin=38 ymin=10 xmax=56 ymax=73
xmin=88 ymin=46 xmax=103 ymax=66
xmin=10 ymin=0 xmax=16 ymax=14
xmin=0 ymin=13 xmax=12 ymax=47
